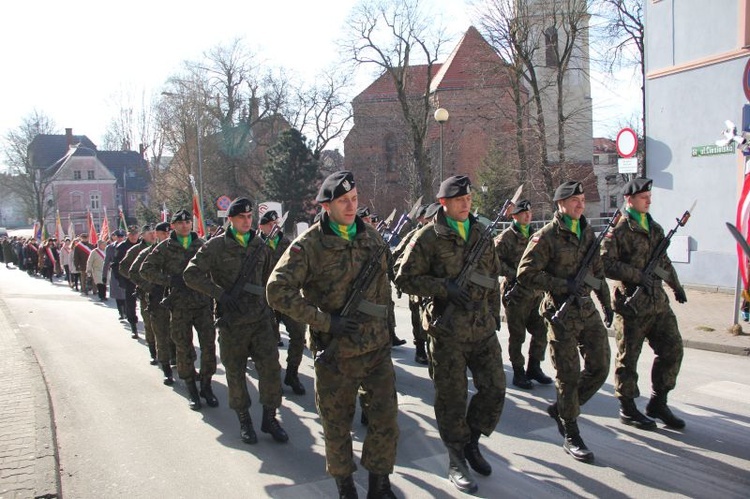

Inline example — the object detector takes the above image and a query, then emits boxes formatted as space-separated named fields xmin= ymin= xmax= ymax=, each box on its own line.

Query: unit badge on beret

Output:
xmin=342 ymin=179 xmax=351 ymax=192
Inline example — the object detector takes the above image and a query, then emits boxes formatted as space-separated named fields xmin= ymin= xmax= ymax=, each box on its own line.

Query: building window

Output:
xmin=544 ymin=27 xmax=558 ymax=67
xmin=609 ymin=195 xmax=618 ymax=210
xmin=609 ymin=155 xmax=618 ymax=165
xmin=90 ymin=192 xmax=100 ymax=210
xmin=593 ymin=156 xmax=600 ymax=165
xmin=130 ymin=194 xmax=136 ymax=202
xmin=73 ymin=170 xmax=81 ymax=180
xmin=87 ymin=170 xmax=95 ymax=180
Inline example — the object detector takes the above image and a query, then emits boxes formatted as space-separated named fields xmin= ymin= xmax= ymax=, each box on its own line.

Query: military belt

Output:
xmin=469 ymin=271 xmax=498 ymax=289
xmin=653 ymin=266 xmax=670 ymax=281
xmin=242 ymin=283 xmax=265 ymax=296
xmin=583 ymin=272 xmax=602 ymax=290
xmin=356 ymin=299 xmax=388 ymax=319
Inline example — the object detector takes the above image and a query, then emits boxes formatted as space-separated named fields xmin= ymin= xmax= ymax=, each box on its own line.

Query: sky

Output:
xmin=0 ymin=0 xmax=639 ymax=165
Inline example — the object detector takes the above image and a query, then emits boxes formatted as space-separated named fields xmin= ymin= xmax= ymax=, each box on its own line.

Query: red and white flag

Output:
xmin=99 ymin=207 xmax=110 ymax=242
xmin=189 ymin=175 xmax=205 ymax=238
xmin=87 ymin=211 xmax=98 ymax=245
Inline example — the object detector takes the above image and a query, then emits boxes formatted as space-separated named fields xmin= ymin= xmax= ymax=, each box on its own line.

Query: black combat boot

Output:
xmin=547 ymin=403 xmax=565 ymax=437
xmin=512 ymin=365 xmax=533 ymax=389
xmin=464 ymin=429 xmax=491 ymax=476
xmin=646 ymin=392 xmax=686 ymax=429
xmin=284 ymin=365 xmax=306 ymax=395
xmin=199 ymin=378 xmax=219 ymax=407
xmin=130 ymin=323 xmax=139 ymax=339
xmin=448 ymin=447 xmax=478 ymax=493
xmin=161 ymin=363 xmax=174 ymax=386
xmin=237 ymin=410 xmax=257 ymax=444
xmin=414 ymin=340 xmax=428 ymax=365
xmin=619 ymin=398 xmax=657 ymax=430
xmin=148 ymin=343 xmax=158 ymax=365
xmin=526 ymin=358 xmax=553 ymax=384
xmin=261 ymin=406 xmax=289 ymax=443
xmin=335 ymin=474 xmax=358 ymax=499
xmin=366 ymin=472 xmax=396 ymax=499
xmin=185 ymin=379 xmax=202 ymax=411
xmin=562 ymin=420 xmax=594 ymax=463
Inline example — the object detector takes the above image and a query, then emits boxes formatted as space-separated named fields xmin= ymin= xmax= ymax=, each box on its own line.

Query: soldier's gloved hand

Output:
xmin=170 ymin=274 xmax=185 ymax=287
xmin=639 ymin=271 xmax=654 ymax=289
xmin=674 ymin=286 xmax=687 ymax=304
xmin=328 ymin=315 xmax=360 ymax=338
xmin=218 ymin=292 xmax=240 ymax=313
xmin=603 ymin=307 xmax=614 ymax=328
xmin=446 ymin=279 xmax=471 ymax=309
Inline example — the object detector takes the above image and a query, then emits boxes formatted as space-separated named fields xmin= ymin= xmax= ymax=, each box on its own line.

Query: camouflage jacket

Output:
xmin=394 ymin=209 xmax=501 ymax=342
xmin=128 ymin=244 xmax=161 ymax=296
xmin=266 ymin=213 xmax=391 ymax=358
xmin=119 ymin=240 xmax=148 ymax=281
xmin=494 ymin=223 xmax=541 ymax=303
xmin=261 ymin=231 xmax=292 ymax=271
xmin=601 ymin=212 xmax=681 ymax=314
xmin=517 ymin=212 xmax=612 ymax=315
xmin=184 ymin=228 xmax=273 ymax=322
xmin=140 ymin=231 xmax=211 ymax=309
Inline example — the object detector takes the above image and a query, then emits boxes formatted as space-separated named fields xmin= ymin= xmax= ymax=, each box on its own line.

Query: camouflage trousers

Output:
xmin=149 ymin=302 xmax=174 ymax=364
xmin=219 ymin=315 xmax=282 ymax=411
xmin=504 ymin=294 xmax=547 ymax=368
xmin=275 ymin=312 xmax=306 ymax=369
xmin=613 ymin=309 xmax=683 ymax=399
xmin=429 ymin=333 xmax=506 ymax=453
xmin=546 ymin=303 xmax=610 ymax=422
xmin=139 ymin=297 xmax=155 ymax=346
xmin=169 ymin=305 xmax=216 ymax=381
xmin=314 ymin=346 xmax=398 ymax=478
xmin=409 ymin=297 xmax=427 ymax=342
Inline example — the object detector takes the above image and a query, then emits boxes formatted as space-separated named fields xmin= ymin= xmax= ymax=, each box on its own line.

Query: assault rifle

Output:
xmin=623 ymin=202 xmax=695 ymax=314
xmin=551 ymin=209 xmax=623 ymax=325
xmin=430 ymin=185 xmax=523 ymax=333
xmin=386 ymin=196 xmax=424 ymax=248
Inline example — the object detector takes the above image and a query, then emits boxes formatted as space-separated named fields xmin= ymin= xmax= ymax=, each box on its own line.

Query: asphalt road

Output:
xmin=2 ymin=271 xmax=750 ymax=498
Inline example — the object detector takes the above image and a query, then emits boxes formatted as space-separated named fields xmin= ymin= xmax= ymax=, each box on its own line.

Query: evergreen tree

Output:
xmin=262 ymin=129 xmax=320 ymax=225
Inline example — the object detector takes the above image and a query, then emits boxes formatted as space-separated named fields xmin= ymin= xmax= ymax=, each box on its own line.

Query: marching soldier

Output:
xmin=267 ymin=171 xmax=399 ymax=499
xmin=115 ymin=226 xmax=141 ymax=338
xmin=184 ymin=198 xmax=289 ymax=445
xmin=494 ymin=200 xmax=553 ymax=389
xmin=140 ymin=210 xmax=218 ymax=411
xmin=601 ymin=178 xmax=687 ymax=430
xmin=258 ymin=210 xmax=307 ymax=396
xmin=120 ymin=225 xmax=157 ymax=358
xmin=395 ymin=175 xmax=505 ymax=495
xmin=516 ymin=181 xmax=612 ymax=463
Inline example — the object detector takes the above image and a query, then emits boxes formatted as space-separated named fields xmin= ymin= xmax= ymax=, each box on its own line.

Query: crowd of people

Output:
xmin=0 ymin=171 xmax=689 ymax=499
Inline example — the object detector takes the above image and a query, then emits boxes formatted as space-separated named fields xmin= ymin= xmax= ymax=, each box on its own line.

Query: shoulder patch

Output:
xmin=531 ymin=236 xmax=540 ymax=243
xmin=408 ymin=240 xmax=417 ymax=249
xmin=290 ymin=243 xmax=303 ymax=254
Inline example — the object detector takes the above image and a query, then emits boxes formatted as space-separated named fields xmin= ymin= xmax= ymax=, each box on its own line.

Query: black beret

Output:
xmin=154 ymin=222 xmax=171 ymax=232
xmin=259 ymin=210 xmax=279 ymax=225
xmin=141 ymin=224 xmax=153 ymax=233
xmin=112 ymin=229 xmax=125 ymax=237
xmin=416 ymin=204 xmax=429 ymax=218
xmin=128 ymin=225 xmax=139 ymax=233
xmin=356 ymin=206 xmax=371 ymax=218
xmin=316 ymin=171 xmax=355 ymax=203
xmin=424 ymin=202 xmax=441 ymax=219
xmin=511 ymin=199 xmax=532 ymax=215
xmin=227 ymin=197 xmax=253 ymax=217
xmin=553 ymin=181 xmax=584 ymax=201
xmin=437 ymin=175 xmax=472 ymax=199
xmin=171 ymin=209 xmax=191 ymax=223
xmin=370 ymin=213 xmax=380 ymax=223
xmin=622 ymin=177 xmax=653 ymax=196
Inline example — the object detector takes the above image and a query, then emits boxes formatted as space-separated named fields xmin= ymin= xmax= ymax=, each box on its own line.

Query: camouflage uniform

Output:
xmin=394 ymin=208 xmax=506 ymax=456
xmin=266 ymin=214 xmax=398 ymax=478
xmin=120 ymin=240 xmax=153 ymax=343
xmin=494 ymin=224 xmax=547 ymax=369
xmin=184 ymin=229 xmax=282 ymax=412
xmin=516 ymin=212 xmax=612 ymax=423
xmin=140 ymin=232 xmax=216 ymax=382
xmin=601 ymin=212 xmax=684 ymax=401
xmin=392 ymin=227 xmax=428 ymax=345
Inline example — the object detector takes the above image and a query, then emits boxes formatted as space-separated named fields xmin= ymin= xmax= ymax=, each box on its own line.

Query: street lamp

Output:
xmin=434 ymin=108 xmax=449 ymax=183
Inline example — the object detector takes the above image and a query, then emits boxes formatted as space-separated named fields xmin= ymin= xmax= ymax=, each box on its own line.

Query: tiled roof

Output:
xmin=355 ymin=64 xmax=442 ymax=103
xmin=430 ymin=26 xmax=507 ymax=93
xmin=28 ymin=134 xmax=97 ymax=169
xmin=593 ymin=137 xmax=616 ymax=153
xmin=97 ymin=151 xmax=151 ymax=192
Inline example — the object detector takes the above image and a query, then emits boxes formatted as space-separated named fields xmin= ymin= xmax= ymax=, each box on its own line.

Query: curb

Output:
xmin=604 ymin=328 xmax=750 ymax=357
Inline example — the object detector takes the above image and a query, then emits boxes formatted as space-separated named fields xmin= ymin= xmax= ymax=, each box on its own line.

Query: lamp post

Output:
xmin=434 ymin=108 xmax=449 ymax=183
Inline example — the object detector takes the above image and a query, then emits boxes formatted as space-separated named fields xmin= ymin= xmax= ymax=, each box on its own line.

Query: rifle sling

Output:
xmin=355 ymin=299 xmax=388 ymax=319
xmin=652 ymin=265 xmax=670 ymax=281
xmin=583 ymin=273 xmax=602 ymax=289
xmin=469 ymin=271 xmax=498 ymax=289
xmin=242 ymin=283 xmax=265 ymax=296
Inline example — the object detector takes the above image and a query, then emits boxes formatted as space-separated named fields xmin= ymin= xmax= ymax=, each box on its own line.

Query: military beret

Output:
xmin=356 ymin=206 xmax=371 ymax=218
xmin=227 ymin=197 xmax=253 ymax=217
xmin=370 ymin=213 xmax=380 ymax=223
xmin=437 ymin=175 xmax=472 ymax=199
xmin=154 ymin=222 xmax=171 ymax=232
xmin=112 ymin=229 xmax=125 ymax=237
xmin=141 ymin=224 xmax=153 ymax=233
xmin=424 ymin=202 xmax=441 ymax=219
xmin=128 ymin=225 xmax=139 ymax=233
xmin=553 ymin=181 xmax=584 ymax=201
xmin=511 ymin=199 xmax=531 ymax=215
xmin=259 ymin=210 xmax=279 ymax=225
xmin=622 ymin=177 xmax=653 ymax=196
xmin=416 ymin=204 xmax=429 ymax=218
xmin=316 ymin=171 xmax=355 ymax=203
xmin=171 ymin=209 xmax=191 ymax=223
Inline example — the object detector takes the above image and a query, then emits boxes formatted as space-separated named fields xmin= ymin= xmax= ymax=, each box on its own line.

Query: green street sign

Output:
xmin=691 ymin=144 xmax=735 ymax=157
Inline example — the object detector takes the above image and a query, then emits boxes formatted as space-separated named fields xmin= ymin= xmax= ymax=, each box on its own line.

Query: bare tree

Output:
xmin=342 ymin=0 xmax=448 ymax=200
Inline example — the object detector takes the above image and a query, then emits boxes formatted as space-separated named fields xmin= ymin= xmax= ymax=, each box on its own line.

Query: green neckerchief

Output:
xmin=229 ymin=226 xmax=250 ymax=247
xmin=561 ymin=214 xmax=581 ymax=239
xmin=177 ymin=233 xmax=193 ymax=249
xmin=445 ymin=215 xmax=470 ymax=241
xmin=266 ymin=233 xmax=281 ymax=250
xmin=514 ymin=221 xmax=530 ymax=239
xmin=328 ymin=220 xmax=357 ymax=241
xmin=626 ymin=207 xmax=649 ymax=231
